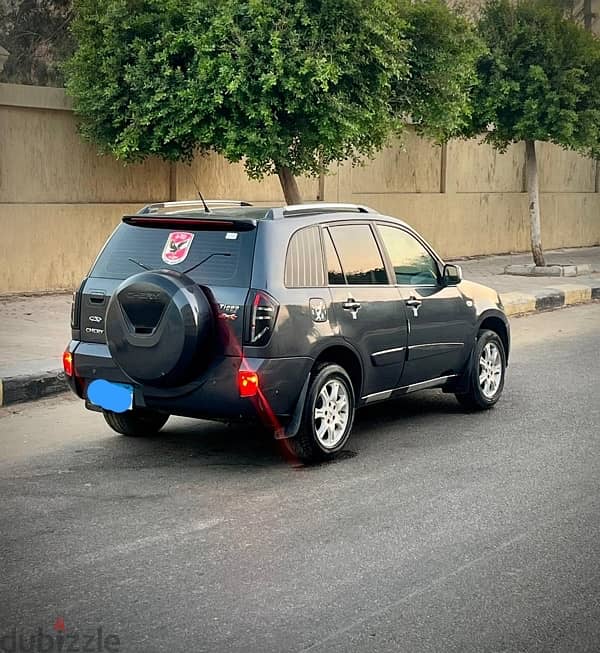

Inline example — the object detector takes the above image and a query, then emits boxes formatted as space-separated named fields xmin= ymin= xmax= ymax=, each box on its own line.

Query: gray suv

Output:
xmin=64 ymin=201 xmax=510 ymax=463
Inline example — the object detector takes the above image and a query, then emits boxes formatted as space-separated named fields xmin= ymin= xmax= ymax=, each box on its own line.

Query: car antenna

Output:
xmin=184 ymin=165 xmax=210 ymax=213
xmin=198 ymin=190 xmax=210 ymax=214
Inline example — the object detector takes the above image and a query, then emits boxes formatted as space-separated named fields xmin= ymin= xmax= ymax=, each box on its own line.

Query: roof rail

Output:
xmin=138 ymin=199 xmax=253 ymax=214
xmin=272 ymin=203 xmax=378 ymax=219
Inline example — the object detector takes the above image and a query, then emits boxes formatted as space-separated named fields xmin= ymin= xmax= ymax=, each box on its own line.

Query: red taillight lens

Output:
xmin=63 ymin=351 xmax=73 ymax=377
xmin=246 ymin=290 xmax=279 ymax=347
xmin=238 ymin=370 xmax=259 ymax=397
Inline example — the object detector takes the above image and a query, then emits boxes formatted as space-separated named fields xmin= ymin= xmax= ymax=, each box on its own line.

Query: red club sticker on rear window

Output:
xmin=161 ymin=231 xmax=195 ymax=265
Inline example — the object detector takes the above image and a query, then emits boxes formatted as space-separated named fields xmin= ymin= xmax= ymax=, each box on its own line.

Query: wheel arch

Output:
xmin=312 ymin=343 xmax=363 ymax=401
xmin=478 ymin=311 xmax=510 ymax=363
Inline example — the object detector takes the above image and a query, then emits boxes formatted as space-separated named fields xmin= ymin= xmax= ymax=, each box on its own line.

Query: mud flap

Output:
xmin=444 ymin=338 xmax=476 ymax=394
xmin=275 ymin=373 xmax=311 ymax=440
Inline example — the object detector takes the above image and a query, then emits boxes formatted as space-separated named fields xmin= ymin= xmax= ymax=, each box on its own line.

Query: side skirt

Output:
xmin=360 ymin=374 xmax=459 ymax=406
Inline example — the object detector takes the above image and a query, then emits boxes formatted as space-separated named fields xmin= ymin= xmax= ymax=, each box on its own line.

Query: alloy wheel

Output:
xmin=313 ymin=379 xmax=350 ymax=449
xmin=479 ymin=342 xmax=503 ymax=399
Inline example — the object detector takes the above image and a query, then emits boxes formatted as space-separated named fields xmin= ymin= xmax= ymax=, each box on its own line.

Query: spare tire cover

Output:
xmin=105 ymin=270 xmax=214 ymax=388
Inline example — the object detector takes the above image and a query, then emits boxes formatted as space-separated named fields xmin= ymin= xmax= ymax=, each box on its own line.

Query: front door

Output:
xmin=375 ymin=224 xmax=474 ymax=387
xmin=324 ymin=224 xmax=408 ymax=399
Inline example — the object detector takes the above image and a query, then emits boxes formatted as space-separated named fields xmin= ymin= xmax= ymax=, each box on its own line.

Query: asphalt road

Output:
xmin=1 ymin=304 xmax=599 ymax=653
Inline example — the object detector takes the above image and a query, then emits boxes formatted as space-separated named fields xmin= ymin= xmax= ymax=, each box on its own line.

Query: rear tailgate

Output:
xmin=77 ymin=219 xmax=257 ymax=354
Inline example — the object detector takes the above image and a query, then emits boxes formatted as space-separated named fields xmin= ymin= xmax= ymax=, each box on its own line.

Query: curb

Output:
xmin=0 ymin=369 xmax=68 ymax=407
xmin=500 ymin=282 xmax=600 ymax=317
xmin=504 ymin=263 xmax=594 ymax=277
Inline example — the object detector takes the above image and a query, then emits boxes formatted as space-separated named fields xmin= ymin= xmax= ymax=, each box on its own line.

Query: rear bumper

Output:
xmin=66 ymin=341 xmax=312 ymax=421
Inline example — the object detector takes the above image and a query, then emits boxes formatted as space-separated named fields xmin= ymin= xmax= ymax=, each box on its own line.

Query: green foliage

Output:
xmin=470 ymin=0 xmax=600 ymax=153
xmin=66 ymin=0 xmax=409 ymax=178
xmin=66 ymin=0 xmax=483 ymax=179
xmin=398 ymin=0 xmax=485 ymax=142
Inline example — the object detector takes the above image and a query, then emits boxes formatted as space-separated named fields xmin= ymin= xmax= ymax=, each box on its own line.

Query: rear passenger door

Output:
xmin=324 ymin=223 xmax=408 ymax=400
xmin=376 ymin=224 xmax=473 ymax=386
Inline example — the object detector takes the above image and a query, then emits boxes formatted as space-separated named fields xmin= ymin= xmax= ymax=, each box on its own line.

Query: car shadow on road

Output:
xmin=100 ymin=389 xmax=471 ymax=471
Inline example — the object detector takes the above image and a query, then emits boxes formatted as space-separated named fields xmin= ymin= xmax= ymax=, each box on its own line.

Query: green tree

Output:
xmin=65 ymin=0 xmax=482 ymax=204
xmin=66 ymin=0 xmax=408 ymax=204
xmin=398 ymin=0 xmax=484 ymax=143
xmin=469 ymin=0 xmax=600 ymax=266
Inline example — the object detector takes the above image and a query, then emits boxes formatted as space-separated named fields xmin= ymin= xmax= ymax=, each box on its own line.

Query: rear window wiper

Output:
xmin=183 ymin=252 xmax=231 ymax=275
xmin=128 ymin=257 xmax=151 ymax=271
xmin=127 ymin=253 xmax=231 ymax=274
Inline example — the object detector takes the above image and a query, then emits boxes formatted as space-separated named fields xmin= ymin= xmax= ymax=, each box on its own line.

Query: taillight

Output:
xmin=63 ymin=351 xmax=73 ymax=377
xmin=70 ymin=292 xmax=78 ymax=329
xmin=246 ymin=290 xmax=279 ymax=347
xmin=238 ymin=370 xmax=259 ymax=397
xmin=71 ymin=279 xmax=85 ymax=329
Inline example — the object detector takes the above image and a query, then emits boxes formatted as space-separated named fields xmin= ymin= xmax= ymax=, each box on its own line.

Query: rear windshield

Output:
xmin=90 ymin=223 xmax=256 ymax=287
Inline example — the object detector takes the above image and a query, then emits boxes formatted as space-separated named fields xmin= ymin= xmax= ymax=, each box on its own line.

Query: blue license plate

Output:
xmin=87 ymin=380 xmax=134 ymax=413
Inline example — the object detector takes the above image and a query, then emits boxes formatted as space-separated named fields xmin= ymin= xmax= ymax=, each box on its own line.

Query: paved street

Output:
xmin=0 ymin=304 xmax=599 ymax=653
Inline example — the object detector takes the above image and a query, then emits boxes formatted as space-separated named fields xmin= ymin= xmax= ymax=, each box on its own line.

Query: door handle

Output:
xmin=342 ymin=299 xmax=361 ymax=319
xmin=405 ymin=297 xmax=422 ymax=317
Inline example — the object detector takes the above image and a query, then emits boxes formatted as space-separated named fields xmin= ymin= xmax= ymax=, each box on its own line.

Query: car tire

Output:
xmin=455 ymin=329 xmax=506 ymax=411
xmin=282 ymin=363 xmax=355 ymax=464
xmin=103 ymin=408 xmax=169 ymax=436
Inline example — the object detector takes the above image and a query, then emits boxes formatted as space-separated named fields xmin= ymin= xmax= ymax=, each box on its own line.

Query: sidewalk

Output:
xmin=452 ymin=245 xmax=600 ymax=316
xmin=0 ymin=293 xmax=72 ymax=406
xmin=0 ymin=246 xmax=598 ymax=406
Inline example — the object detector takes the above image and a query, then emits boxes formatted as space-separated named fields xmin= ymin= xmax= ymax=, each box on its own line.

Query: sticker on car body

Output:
xmin=310 ymin=298 xmax=328 ymax=323
xmin=161 ymin=232 xmax=195 ymax=265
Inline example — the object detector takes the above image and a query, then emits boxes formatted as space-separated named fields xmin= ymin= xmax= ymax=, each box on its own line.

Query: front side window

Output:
xmin=328 ymin=224 xmax=388 ymax=285
xmin=377 ymin=225 xmax=439 ymax=286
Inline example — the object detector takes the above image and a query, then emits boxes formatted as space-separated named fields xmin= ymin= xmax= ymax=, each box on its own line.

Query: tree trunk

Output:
xmin=277 ymin=166 xmax=302 ymax=205
xmin=583 ymin=0 xmax=593 ymax=31
xmin=595 ymin=159 xmax=600 ymax=193
xmin=169 ymin=162 xmax=177 ymax=201
xmin=525 ymin=140 xmax=546 ymax=267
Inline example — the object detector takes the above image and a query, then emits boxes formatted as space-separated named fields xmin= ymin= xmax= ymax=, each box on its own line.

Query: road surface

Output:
xmin=1 ymin=304 xmax=599 ymax=652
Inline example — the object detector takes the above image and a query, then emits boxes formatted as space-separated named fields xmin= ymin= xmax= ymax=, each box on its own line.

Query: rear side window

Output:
xmin=90 ymin=223 xmax=256 ymax=287
xmin=328 ymin=224 xmax=388 ymax=285
xmin=284 ymin=226 xmax=325 ymax=288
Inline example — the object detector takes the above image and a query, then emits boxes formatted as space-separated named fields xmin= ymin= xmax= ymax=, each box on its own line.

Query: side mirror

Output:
xmin=443 ymin=263 xmax=463 ymax=286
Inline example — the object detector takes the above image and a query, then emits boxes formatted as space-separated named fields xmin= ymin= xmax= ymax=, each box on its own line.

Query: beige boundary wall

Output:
xmin=1 ymin=82 xmax=599 ymax=294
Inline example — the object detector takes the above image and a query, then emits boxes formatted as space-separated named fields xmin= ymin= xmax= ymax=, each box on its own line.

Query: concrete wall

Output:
xmin=329 ymin=137 xmax=600 ymax=259
xmin=1 ymin=83 xmax=599 ymax=293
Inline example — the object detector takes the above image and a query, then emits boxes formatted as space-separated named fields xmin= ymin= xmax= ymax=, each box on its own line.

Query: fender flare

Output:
xmin=449 ymin=309 xmax=510 ymax=395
